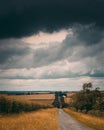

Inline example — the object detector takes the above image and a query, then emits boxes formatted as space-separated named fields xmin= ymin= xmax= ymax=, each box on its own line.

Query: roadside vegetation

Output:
xmin=0 ymin=95 xmax=52 ymax=114
xmin=69 ymin=83 xmax=104 ymax=117
xmin=0 ymin=108 xmax=59 ymax=130
xmin=64 ymin=83 xmax=104 ymax=130
xmin=64 ymin=108 xmax=104 ymax=130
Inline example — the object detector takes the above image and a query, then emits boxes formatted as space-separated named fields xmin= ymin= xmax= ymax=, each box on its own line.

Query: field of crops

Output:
xmin=0 ymin=108 xmax=59 ymax=130
xmin=10 ymin=93 xmax=55 ymax=105
xmin=0 ymin=94 xmax=57 ymax=130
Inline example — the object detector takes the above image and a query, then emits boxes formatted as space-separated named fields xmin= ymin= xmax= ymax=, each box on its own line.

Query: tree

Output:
xmin=83 ymin=82 xmax=92 ymax=92
xmin=70 ymin=83 xmax=104 ymax=112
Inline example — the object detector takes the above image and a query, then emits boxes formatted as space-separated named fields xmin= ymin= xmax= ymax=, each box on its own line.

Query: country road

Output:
xmin=59 ymin=109 xmax=92 ymax=130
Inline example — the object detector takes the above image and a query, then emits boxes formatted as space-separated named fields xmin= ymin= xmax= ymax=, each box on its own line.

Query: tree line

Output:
xmin=70 ymin=83 xmax=104 ymax=117
xmin=0 ymin=95 xmax=52 ymax=114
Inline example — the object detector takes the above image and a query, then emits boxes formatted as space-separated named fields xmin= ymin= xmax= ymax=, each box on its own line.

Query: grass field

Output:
xmin=0 ymin=108 xmax=59 ymax=130
xmin=10 ymin=93 xmax=55 ymax=105
xmin=0 ymin=94 xmax=53 ymax=113
xmin=64 ymin=108 xmax=104 ymax=130
xmin=64 ymin=97 xmax=71 ymax=104
xmin=11 ymin=93 xmax=55 ymax=99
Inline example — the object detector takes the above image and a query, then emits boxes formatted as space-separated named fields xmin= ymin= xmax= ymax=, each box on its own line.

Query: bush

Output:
xmin=69 ymin=83 xmax=104 ymax=116
xmin=0 ymin=95 xmax=52 ymax=114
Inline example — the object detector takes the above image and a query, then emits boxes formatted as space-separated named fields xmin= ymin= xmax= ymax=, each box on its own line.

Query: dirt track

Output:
xmin=59 ymin=109 xmax=92 ymax=130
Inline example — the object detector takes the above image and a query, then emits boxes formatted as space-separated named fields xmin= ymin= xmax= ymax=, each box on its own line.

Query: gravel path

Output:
xmin=59 ymin=109 xmax=92 ymax=130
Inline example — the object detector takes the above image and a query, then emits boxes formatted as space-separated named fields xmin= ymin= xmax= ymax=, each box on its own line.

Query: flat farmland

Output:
xmin=66 ymin=92 xmax=76 ymax=97
xmin=10 ymin=93 xmax=55 ymax=105
xmin=0 ymin=108 xmax=59 ymax=130
xmin=64 ymin=92 xmax=76 ymax=104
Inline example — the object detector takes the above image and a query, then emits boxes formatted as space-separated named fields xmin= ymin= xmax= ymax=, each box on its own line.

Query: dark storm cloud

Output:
xmin=0 ymin=0 xmax=104 ymax=39
xmin=72 ymin=25 xmax=104 ymax=44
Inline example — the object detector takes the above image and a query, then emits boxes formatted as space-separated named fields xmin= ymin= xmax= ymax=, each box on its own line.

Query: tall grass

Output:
xmin=0 ymin=108 xmax=59 ymax=130
xmin=0 ymin=95 xmax=52 ymax=114
xmin=64 ymin=108 xmax=104 ymax=130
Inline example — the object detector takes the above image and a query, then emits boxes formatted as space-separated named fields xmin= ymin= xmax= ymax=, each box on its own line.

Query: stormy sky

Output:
xmin=0 ymin=0 xmax=104 ymax=91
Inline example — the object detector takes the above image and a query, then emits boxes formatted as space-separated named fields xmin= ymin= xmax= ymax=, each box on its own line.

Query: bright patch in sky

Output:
xmin=0 ymin=77 xmax=103 ymax=91
xmin=22 ymin=29 xmax=70 ymax=44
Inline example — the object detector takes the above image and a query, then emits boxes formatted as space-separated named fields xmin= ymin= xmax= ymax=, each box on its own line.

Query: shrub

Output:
xmin=0 ymin=95 xmax=52 ymax=114
xmin=69 ymin=83 xmax=104 ymax=116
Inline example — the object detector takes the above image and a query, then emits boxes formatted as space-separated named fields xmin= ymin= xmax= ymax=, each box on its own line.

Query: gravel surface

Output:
xmin=59 ymin=109 xmax=92 ymax=130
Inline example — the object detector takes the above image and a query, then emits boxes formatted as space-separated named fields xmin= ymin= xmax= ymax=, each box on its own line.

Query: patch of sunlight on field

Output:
xmin=0 ymin=108 xmax=59 ymax=130
xmin=64 ymin=97 xmax=71 ymax=104
xmin=10 ymin=94 xmax=55 ymax=105
xmin=64 ymin=108 xmax=104 ymax=130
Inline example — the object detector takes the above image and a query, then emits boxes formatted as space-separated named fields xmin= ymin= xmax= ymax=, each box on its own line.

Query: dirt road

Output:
xmin=59 ymin=109 xmax=92 ymax=130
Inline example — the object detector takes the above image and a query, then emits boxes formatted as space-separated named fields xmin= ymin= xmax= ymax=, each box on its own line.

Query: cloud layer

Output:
xmin=0 ymin=25 xmax=104 ymax=78
xmin=0 ymin=22 xmax=104 ymax=91
xmin=0 ymin=0 xmax=104 ymax=38
xmin=0 ymin=77 xmax=103 ymax=91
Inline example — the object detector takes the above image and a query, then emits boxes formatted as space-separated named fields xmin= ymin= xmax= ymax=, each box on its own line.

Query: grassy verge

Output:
xmin=0 ymin=108 xmax=59 ymax=130
xmin=64 ymin=108 xmax=104 ymax=130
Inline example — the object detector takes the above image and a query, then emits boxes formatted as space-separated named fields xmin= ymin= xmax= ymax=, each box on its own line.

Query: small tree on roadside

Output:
xmin=70 ymin=83 xmax=104 ymax=112
xmin=83 ymin=82 xmax=92 ymax=92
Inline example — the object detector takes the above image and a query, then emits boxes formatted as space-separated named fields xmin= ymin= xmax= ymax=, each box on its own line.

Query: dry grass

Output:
xmin=64 ymin=108 xmax=104 ymax=130
xmin=29 ymin=99 xmax=54 ymax=105
xmin=11 ymin=93 xmax=55 ymax=100
xmin=64 ymin=97 xmax=71 ymax=104
xmin=0 ymin=95 xmax=53 ymax=114
xmin=10 ymin=94 xmax=55 ymax=105
xmin=0 ymin=108 xmax=59 ymax=130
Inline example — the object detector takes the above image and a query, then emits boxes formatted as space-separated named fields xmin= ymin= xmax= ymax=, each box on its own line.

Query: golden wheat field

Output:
xmin=10 ymin=93 xmax=55 ymax=105
xmin=64 ymin=108 xmax=104 ymax=130
xmin=11 ymin=93 xmax=55 ymax=99
xmin=0 ymin=108 xmax=59 ymax=130
xmin=64 ymin=97 xmax=71 ymax=104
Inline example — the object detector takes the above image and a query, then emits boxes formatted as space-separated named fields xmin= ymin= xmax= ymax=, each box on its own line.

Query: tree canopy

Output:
xmin=70 ymin=83 xmax=104 ymax=112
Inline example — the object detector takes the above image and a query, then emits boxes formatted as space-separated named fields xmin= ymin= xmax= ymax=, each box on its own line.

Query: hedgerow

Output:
xmin=0 ymin=95 xmax=52 ymax=114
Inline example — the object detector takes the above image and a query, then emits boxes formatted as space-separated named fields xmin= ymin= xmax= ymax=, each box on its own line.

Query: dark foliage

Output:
xmin=0 ymin=95 xmax=52 ymax=114
xmin=53 ymin=92 xmax=67 ymax=108
xmin=70 ymin=83 xmax=104 ymax=115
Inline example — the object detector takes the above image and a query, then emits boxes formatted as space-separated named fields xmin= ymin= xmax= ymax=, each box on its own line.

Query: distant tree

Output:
xmin=70 ymin=83 xmax=104 ymax=112
xmin=83 ymin=82 xmax=92 ymax=92
xmin=52 ymin=92 xmax=67 ymax=108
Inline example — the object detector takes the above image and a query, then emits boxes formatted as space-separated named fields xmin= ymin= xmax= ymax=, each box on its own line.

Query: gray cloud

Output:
xmin=0 ymin=39 xmax=31 ymax=68
xmin=0 ymin=25 xmax=104 ymax=79
xmin=72 ymin=24 xmax=104 ymax=44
